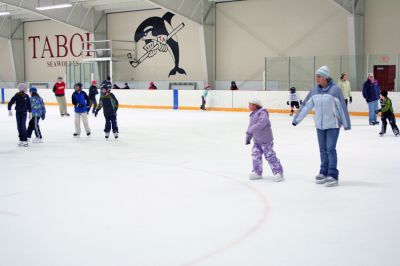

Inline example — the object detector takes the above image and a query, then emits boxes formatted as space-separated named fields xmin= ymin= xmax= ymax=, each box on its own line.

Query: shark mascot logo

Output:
xmin=127 ymin=12 xmax=187 ymax=77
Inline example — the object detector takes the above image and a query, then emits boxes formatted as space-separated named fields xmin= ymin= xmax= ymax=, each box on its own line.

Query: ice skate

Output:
xmin=105 ymin=132 xmax=110 ymax=139
xmin=65 ymin=113 xmax=70 ymax=117
xmin=114 ymin=132 xmax=119 ymax=139
xmin=18 ymin=141 xmax=24 ymax=147
xmin=32 ymin=138 xmax=43 ymax=143
xmin=249 ymin=172 xmax=263 ymax=180
xmin=315 ymin=174 xmax=327 ymax=184
xmin=18 ymin=141 xmax=28 ymax=147
xmin=325 ymin=176 xmax=338 ymax=187
xmin=73 ymin=133 xmax=80 ymax=137
xmin=273 ymin=173 xmax=284 ymax=182
xmin=86 ymin=132 xmax=91 ymax=136
xmin=379 ymin=131 xmax=385 ymax=137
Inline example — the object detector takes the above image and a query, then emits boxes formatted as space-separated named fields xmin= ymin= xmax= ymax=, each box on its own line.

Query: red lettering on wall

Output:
xmin=85 ymin=32 xmax=92 ymax=57
xmin=29 ymin=36 xmax=40 ymax=59
xmin=55 ymin=35 xmax=68 ymax=57
xmin=41 ymin=36 xmax=54 ymax=58
xmin=70 ymin=33 xmax=84 ymax=57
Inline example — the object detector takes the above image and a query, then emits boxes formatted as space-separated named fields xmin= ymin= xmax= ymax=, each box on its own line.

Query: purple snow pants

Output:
xmin=252 ymin=142 xmax=283 ymax=176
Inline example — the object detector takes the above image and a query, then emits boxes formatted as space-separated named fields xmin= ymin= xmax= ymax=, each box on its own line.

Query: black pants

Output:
xmin=27 ymin=117 xmax=42 ymax=139
xmin=88 ymin=98 xmax=97 ymax=113
xmin=345 ymin=99 xmax=348 ymax=106
xmin=200 ymin=96 xmax=206 ymax=110
xmin=16 ymin=112 xmax=28 ymax=141
xmin=105 ymin=114 xmax=118 ymax=133
xmin=381 ymin=112 xmax=399 ymax=134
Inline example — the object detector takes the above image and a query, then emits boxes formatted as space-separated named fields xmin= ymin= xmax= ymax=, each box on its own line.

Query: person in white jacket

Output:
xmin=337 ymin=72 xmax=352 ymax=106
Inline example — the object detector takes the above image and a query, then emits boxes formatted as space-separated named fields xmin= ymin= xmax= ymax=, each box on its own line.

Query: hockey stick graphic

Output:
xmin=128 ymin=23 xmax=185 ymax=68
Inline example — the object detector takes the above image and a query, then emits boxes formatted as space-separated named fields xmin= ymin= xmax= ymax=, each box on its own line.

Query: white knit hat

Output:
xmin=18 ymin=83 xmax=27 ymax=92
xmin=316 ymin=65 xmax=330 ymax=79
xmin=249 ymin=98 xmax=263 ymax=107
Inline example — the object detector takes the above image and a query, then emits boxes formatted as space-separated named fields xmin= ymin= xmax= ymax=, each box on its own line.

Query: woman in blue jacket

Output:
xmin=292 ymin=66 xmax=351 ymax=187
xmin=362 ymin=73 xmax=381 ymax=125
xmin=71 ymin=82 xmax=91 ymax=137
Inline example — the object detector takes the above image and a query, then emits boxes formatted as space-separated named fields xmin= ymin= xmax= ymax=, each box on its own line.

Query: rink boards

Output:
xmin=2 ymin=88 xmax=400 ymax=116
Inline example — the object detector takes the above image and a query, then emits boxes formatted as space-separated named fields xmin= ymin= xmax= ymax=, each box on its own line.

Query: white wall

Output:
xmin=3 ymin=89 xmax=399 ymax=115
xmin=0 ymin=37 xmax=16 ymax=87
xmin=216 ymin=0 xmax=350 ymax=82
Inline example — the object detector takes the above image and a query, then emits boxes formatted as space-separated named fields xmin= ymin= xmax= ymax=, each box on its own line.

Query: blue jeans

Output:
xmin=317 ymin=128 xmax=340 ymax=179
xmin=368 ymin=100 xmax=379 ymax=124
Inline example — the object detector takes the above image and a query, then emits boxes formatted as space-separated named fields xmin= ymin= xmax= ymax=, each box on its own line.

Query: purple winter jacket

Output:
xmin=246 ymin=108 xmax=274 ymax=144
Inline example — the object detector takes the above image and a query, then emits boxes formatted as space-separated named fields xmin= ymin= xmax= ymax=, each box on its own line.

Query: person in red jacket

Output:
xmin=53 ymin=77 xmax=70 ymax=117
xmin=148 ymin=82 xmax=158 ymax=90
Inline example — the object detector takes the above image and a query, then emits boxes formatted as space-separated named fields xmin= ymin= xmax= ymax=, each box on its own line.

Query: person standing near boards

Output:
xmin=337 ymin=72 xmax=352 ymax=106
xmin=53 ymin=77 xmax=70 ymax=117
xmin=200 ymin=83 xmax=211 ymax=111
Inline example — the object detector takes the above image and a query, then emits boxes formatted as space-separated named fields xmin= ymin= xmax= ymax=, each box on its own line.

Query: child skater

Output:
xmin=71 ymin=82 xmax=91 ymax=137
xmin=376 ymin=91 xmax=399 ymax=137
xmin=88 ymin=80 xmax=99 ymax=115
xmin=246 ymin=99 xmax=284 ymax=182
xmin=287 ymin=87 xmax=302 ymax=116
xmin=95 ymin=85 xmax=119 ymax=139
xmin=7 ymin=83 xmax=32 ymax=147
xmin=27 ymin=87 xmax=46 ymax=143
xmin=200 ymin=83 xmax=211 ymax=110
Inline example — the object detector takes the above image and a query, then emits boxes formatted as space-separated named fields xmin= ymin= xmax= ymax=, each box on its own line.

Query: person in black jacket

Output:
xmin=362 ymin=73 xmax=381 ymax=125
xmin=88 ymin=80 xmax=99 ymax=114
xmin=95 ymin=85 xmax=119 ymax=139
xmin=8 ymin=83 xmax=32 ymax=147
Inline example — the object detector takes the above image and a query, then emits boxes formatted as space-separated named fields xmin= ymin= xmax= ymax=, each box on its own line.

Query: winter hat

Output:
xmin=289 ymin=87 xmax=296 ymax=92
xmin=92 ymin=80 xmax=97 ymax=85
xmin=149 ymin=81 xmax=155 ymax=86
xmin=316 ymin=65 xmax=330 ymax=79
xmin=18 ymin=83 xmax=27 ymax=92
xmin=249 ymin=98 xmax=263 ymax=107
xmin=74 ymin=82 xmax=83 ymax=89
xmin=29 ymin=87 xmax=38 ymax=93
xmin=381 ymin=91 xmax=388 ymax=97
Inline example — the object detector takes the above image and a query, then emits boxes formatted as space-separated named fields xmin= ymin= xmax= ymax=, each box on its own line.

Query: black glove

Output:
xmin=300 ymin=100 xmax=303 ymax=105
xmin=292 ymin=122 xmax=297 ymax=126
xmin=41 ymin=114 xmax=45 ymax=120
xmin=349 ymin=96 xmax=352 ymax=104
xmin=287 ymin=101 xmax=290 ymax=105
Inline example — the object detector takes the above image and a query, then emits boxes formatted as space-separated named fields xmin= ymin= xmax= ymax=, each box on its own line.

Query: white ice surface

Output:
xmin=0 ymin=106 xmax=400 ymax=266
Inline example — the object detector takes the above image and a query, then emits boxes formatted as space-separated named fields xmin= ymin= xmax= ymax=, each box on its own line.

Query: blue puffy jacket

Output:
xmin=72 ymin=91 xmax=89 ymax=113
xmin=293 ymin=81 xmax=351 ymax=130
xmin=362 ymin=80 xmax=380 ymax=103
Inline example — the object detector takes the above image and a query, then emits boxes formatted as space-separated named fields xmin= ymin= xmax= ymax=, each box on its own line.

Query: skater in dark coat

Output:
xmin=27 ymin=87 xmax=46 ymax=143
xmin=95 ymin=85 xmax=119 ymax=139
xmin=88 ymin=80 xmax=99 ymax=114
xmin=8 ymin=83 xmax=32 ymax=147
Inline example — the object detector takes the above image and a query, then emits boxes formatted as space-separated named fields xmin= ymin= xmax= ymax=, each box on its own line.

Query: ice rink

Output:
xmin=1 ymin=105 xmax=400 ymax=266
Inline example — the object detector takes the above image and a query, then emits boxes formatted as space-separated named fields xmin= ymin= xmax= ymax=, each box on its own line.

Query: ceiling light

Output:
xmin=0 ymin=11 xmax=10 ymax=16
xmin=36 ymin=3 xmax=72 ymax=11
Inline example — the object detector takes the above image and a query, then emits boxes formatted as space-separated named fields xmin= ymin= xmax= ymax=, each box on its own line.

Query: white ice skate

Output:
xmin=114 ymin=132 xmax=119 ymax=139
xmin=325 ymin=176 xmax=338 ymax=187
xmin=105 ymin=132 xmax=110 ymax=139
xmin=315 ymin=174 xmax=327 ymax=184
xmin=249 ymin=172 xmax=263 ymax=180
xmin=273 ymin=173 xmax=284 ymax=182
xmin=32 ymin=138 xmax=43 ymax=143
xmin=18 ymin=141 xmax=28 ymax=147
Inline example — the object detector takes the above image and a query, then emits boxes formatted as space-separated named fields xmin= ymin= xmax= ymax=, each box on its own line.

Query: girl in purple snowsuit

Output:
xmin=246 ymin=99 xmax=284 ymax=182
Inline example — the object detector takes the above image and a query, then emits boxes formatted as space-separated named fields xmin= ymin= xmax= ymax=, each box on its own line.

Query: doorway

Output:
xmin=373 ymin=65 xmax=396 ymax=91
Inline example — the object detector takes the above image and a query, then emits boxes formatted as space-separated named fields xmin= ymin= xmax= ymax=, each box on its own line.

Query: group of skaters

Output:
xmin=243 ymin=65 xmax=398 ymax=187
xmin=7 ymin=76 xmax=120 ymax=147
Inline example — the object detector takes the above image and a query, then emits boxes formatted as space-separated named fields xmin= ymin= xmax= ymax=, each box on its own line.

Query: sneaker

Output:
xmin=325 ymin=176 xmax=339 ymax=187
xmin=105 ymin=132 xmax=110 ymax=139
xmin=273 ymin=173 xmax=284 ymax=182
xmin=114 ymin=132 xmax=119 ymax=139
xmin=32 ymin=138 xmax=43 ymax=143
xmin=86 ymin=132 xmax=91 ymax=136
xmin=249 ymin=172 xmax=263 ymax=180
xmin=315 ymin=174 xmax=327 ymax=184
xmin=73 ymin=133 xmax=80 ymax=137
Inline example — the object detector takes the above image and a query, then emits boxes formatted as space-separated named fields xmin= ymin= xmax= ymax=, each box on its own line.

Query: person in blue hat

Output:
xmin=27 ymin=87 xmax=46 ymax=143
xmin=71 ymin=82 xmax=91 ymax=137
